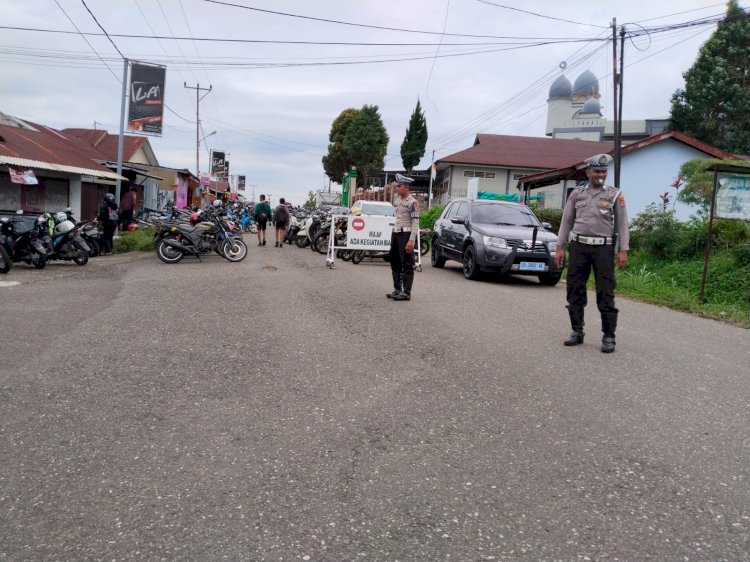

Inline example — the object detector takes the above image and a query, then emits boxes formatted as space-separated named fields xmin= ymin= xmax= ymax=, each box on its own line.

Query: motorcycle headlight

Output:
xmin=483 ymin=235 xmax=508 ymax=249
xmin=547 ymin=241 xmax=557 ymax=252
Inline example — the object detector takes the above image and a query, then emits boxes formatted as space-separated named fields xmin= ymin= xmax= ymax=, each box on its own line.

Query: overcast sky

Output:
xmin=1 ymin=0 xmax=744 ymax=204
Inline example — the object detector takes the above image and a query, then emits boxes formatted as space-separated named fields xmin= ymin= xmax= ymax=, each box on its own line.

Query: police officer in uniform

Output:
xmin=554 ymin=154 xmax=629 ymax=353
xmin=387 ymin=174 xmax=420 ymax=301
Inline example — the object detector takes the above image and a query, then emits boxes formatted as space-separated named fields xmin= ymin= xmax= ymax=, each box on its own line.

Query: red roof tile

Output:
xmin=439 ymin=134 xmax=614 ymax=170
xmin=62 ymin=127 xmax=146 ymax=161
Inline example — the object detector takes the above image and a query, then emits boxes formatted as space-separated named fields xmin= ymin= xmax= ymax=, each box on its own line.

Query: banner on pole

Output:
xmin=210 ymin=150 xmax=226 ymax=177
xmin=128 ymin=62 xmax=166 ymax=136
xmin=238 ymin=175 xmax=246 ymax=191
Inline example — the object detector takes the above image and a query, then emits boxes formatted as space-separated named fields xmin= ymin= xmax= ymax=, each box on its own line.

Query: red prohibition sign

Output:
xmin=352 ymin=217 xmax=365 ymax=231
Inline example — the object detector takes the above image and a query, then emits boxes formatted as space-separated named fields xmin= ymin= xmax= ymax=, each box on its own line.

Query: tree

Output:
xmin=303 ymin=190 xmax=317 ymax=210
xmin=343 ymin=105 xmax=389 ymax=188
xmin=668 ymin=0 xmax=750 ymax=154
xmin=322 ymin=108 xmax=360 ymax=183
xmin=400 ymin=100 xmax=428 ymax=174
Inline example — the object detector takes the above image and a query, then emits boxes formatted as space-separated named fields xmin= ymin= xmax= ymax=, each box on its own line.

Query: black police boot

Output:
xmin=564 ymin=305 xmax=585 ymax=346
xmin=387 ymin=272 xmax=402 ymax=299
xmin=386 ymin=289 xmax=401 ymax=299
xmin=391 ymin=291 xmax=410 ymax=301
xmin=564 ymin=331 xmax=585 ymax=346
xmin=601 ymin=334 xmax=616 ymax=353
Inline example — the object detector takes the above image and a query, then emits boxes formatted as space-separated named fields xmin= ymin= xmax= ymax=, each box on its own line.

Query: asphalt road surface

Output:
xmin=1 ymin=244 xmax=748 ymax=561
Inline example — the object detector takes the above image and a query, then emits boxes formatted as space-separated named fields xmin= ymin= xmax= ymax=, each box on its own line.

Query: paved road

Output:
xmin=1 ymin=245 xmax=748 ymax=561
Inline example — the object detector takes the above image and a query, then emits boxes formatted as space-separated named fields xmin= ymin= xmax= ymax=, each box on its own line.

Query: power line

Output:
xmin=476 ymin=0 xmax=608 ymax=29
xmin=0 ymin=26 xmax=597 ymax=46
xmin=79 ymin=0 xmax=125 ymax=59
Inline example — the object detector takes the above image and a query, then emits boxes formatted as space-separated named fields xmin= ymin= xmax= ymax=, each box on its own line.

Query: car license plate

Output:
xmin=519 ymin=261 xmax=545 ymax=271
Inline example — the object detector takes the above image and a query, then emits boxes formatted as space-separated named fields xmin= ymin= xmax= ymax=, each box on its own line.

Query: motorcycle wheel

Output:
xmin=88 ymin=238 xmax=100 ymax=257
xmin=73 ymin=249 xmax=89 ymax=266
xmin=222 ymin=239 xmax=248 ymax=262
xmin=351 ymin=250 xmax=365 ymax=265
xmin=295 ymin=235 xmax=309 ymax=248
xmin=313 ymin=232 xmax=330 ymax=254
xmin=32 ymin=252 xmax=46 ymax=270
xmin=156 ymin=238 xmax=184 ymax=264
xmin=419 ymin=236 xmax=431 ymax=256
xmin=0 ymin=245 xmax=11 ymax=273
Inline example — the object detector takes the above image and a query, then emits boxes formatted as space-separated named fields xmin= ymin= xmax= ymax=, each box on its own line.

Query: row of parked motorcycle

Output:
xmin=0 ymin=209 xmax=101 ymax=274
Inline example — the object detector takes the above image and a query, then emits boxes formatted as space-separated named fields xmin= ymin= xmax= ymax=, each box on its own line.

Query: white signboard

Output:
xmin=715 ymin=174 xmax=750 ymax=221
xmin=346 ymin=215 xmax=395 ymax=250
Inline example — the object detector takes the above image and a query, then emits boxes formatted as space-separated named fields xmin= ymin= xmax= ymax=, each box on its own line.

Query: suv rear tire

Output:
xmin=431 ymin=241 xmax=446 ymax=268
xmin=462 ymin=245 xmax=480 ymax=280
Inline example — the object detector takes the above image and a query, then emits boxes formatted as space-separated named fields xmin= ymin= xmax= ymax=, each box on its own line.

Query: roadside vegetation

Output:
xmin=113 ymin=226 xmax=155 ymax=253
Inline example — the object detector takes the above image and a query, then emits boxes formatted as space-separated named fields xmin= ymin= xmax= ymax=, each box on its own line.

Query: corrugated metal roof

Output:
xmin=0 ymin=156 xmax=126 ymax=181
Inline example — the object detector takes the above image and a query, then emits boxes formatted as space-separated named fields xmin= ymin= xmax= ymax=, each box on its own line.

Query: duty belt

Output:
xmin=393 ymin=226 xmax=412 ymax=233
xmin=570 ymin=232 xmax=614 ymax=246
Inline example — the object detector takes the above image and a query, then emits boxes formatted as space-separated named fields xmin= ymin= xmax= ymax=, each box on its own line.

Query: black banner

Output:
xmin=210 ymin=150 xmax=226 ymax=177
xmin=238 ymin=175 xmax=246 ymax=191
xmin=128 ymin=63 xmax=166 ymax=136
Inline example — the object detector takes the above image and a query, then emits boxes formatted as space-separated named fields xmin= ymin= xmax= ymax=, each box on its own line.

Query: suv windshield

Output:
xmin=358 ymin=203 xmax=395 ymax=216
xmin=471 ymin=202 xmax=540 ymax=227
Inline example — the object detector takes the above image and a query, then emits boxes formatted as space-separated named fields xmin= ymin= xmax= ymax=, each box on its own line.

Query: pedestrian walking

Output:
xmin=274 ymin=198 xmax=290 ymax=247
xmin=386 ymin=174 xmax=419 ymax=301
xmin=119 ymin=186 xmax=137 ymax=231
xmin=98 ymin=192 xmax=118 ymax=255
xmin=554 ymin=154 xmax=630 ymax=353
xmin=254 ymin=194 xmax=271 ymax=246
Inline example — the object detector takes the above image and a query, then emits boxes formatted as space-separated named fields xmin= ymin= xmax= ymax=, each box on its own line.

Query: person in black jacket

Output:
xmin=98 ymin=192 xmax=118 ymax=255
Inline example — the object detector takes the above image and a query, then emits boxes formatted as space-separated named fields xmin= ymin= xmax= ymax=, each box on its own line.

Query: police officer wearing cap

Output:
xmin=554 ymin=153 xmax=629 ymax=353
xmin=387 ymin=174 xmax=420 ymax=301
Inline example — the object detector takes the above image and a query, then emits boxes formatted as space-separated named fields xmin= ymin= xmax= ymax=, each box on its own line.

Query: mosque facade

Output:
xmin=546 ymin=70 xmax=668 ymax=143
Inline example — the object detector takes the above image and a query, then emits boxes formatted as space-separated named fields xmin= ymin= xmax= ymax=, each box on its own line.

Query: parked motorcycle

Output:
xmin=38 ymin=212 xmax=90 ymax=265
xmin=63 ymin=208 xmax=102 ymax=257
xmin=0 ymin=214 xmax=48 ymax=272
xmin=153 ymin=210 xmax=247 ymax=264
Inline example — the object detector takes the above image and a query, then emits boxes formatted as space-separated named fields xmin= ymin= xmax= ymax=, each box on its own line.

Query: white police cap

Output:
xmin=585 ymin=153 xmax=613 ymax=170
xmin=395 ymin=173 xmax=414 ymax=185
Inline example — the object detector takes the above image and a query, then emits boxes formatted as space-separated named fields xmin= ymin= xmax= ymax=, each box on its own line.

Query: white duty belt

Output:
xmin=570 ymin=232 xmax=614 ymax=246
xmin=392 ymin=226 xmax=412 ymax=233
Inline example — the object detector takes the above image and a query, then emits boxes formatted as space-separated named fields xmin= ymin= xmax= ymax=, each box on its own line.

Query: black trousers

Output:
xmin=101 ymin=221 xmax=117 ymax=253
xmin=389 ymin=232 xmax=415 ymax=294
xmin=566 ymin=241 xmax=618 ymax=335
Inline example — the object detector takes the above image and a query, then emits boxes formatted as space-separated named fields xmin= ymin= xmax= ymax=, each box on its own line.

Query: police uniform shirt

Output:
xmin=394 ymin=194 xmax=420 ymax=242
xmin=558 ymin=185 xmax=630 ymax=251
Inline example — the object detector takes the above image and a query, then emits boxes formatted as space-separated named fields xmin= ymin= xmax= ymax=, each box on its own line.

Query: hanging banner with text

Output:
xmin=128 ymin=62 xmax=166 ymax=136
xmin=210 ymin=150 xmax=226 ymax=178
xmin=346 ymin=215 xmax=395 ymax=250
xmin=238 ymin=175 xmax=246 ymax=191
xmin=715 ymin=174 xmax=750 ymax=221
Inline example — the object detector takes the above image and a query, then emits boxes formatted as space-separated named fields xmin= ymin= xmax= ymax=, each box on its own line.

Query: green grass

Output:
xmin=615 ymin=250 xmax=749 ymax=326
xmin=113 ymin=226 xmax=156 ymax=253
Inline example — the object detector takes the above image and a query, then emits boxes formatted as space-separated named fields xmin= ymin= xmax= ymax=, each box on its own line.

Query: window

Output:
xmin=463 ymin=170 xmax=496 ymax=179
xmin=455 ymin=202 xmax=469 ymax=219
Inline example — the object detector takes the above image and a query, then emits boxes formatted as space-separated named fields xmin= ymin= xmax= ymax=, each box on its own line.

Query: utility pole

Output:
xmin=427 ymin=149 xmax=435 ymax=210
xmin=611 ymin=19 xmax=625 ymax=188
xmin=183 ymin=83 xmax=212 ymax=179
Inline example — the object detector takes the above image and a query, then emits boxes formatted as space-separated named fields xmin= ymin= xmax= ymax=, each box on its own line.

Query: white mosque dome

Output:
xmin=573 ymin=70 xmax=600 ymax=95
xmin=548 ymin=75 xmax=572 ymax=100
xmin=581 ymin=98 xmax=602 ymax=115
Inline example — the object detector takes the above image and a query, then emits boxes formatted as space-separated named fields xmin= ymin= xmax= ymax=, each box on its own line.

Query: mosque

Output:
xmin=546 ymin=70 xmax=668 ymax=143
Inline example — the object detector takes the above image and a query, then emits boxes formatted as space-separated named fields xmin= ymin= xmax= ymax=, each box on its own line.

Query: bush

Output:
xmin=420 ymin=205 xmax=443 ymax=230
xmin=114 ymin=226 xmax=155 ymax=253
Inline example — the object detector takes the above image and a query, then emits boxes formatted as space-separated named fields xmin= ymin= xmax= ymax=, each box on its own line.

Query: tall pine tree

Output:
xmin=400 ymin=100 xmax=428 ymax=174
xmin=668 ymin=0 xmax=750 ymax=154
